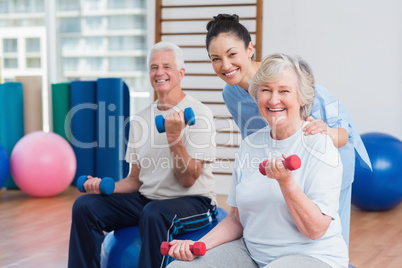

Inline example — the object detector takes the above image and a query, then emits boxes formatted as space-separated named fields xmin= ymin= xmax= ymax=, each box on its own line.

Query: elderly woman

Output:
xmin=166 ymin=53 xmax=348 ymax=268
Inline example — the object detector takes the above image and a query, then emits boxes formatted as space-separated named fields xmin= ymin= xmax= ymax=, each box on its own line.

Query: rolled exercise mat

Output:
xmin=123 ymin=82 xmax=129 ymax=178
xmin=70 ymin=80 xmax=97 ymax=185
xmin=15 ymin=76 xmax=43 ymax=134
xmin=52 ymin=82 xmax=71 ymax=141
xmin=96 ymin=78 xmax=130 ymax=181
xmin=0 ymin=82 xmax=25 ymax=189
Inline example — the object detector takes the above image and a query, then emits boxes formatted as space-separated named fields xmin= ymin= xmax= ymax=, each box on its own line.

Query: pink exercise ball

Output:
xmin=10 ymin=131 xmax=77 ymax=197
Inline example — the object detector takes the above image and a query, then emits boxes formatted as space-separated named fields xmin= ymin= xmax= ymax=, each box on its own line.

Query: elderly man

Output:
xmin=68 ymin=41 xmax=217 ymax=268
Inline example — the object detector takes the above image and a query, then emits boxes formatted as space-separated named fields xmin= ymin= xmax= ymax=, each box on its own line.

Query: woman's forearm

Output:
xmin=328 ymin=127 xmax=348 ymax=148
xmin=200 ymin=207 xmax=244 ymax=250
xmin=279 ymin=179 xmax=331 ymax=240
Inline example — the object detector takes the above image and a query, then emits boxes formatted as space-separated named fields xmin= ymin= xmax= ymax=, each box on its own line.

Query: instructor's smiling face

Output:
xmin=208 ymin=33 xmax=254 ymax=87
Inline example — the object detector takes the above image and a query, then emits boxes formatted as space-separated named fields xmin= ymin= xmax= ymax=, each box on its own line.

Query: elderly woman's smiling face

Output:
xmin=257 ymin=68 xmax=304 ymax=139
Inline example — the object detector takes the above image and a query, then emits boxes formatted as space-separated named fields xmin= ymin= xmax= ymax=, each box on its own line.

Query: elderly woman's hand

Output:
xmin=264 ymin=154 xmax=294 ymax=183
xmin=166 ymin=239 xmax=197 ymax=261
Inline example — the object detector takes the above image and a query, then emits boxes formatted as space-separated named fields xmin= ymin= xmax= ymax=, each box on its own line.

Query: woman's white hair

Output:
xmin=147 ymin=41 xmax=185 ymax=70
xmin=248 ymin=53 xmax=316 ymax=120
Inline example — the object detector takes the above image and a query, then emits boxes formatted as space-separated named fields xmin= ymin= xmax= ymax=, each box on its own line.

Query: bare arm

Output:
xmin=327 ymin=127 xmax=348 ymax=148
xmin=168 ymin=207 xmax=243 ymax=261
xmin=265 ymin=156 xmax=332 ymax=240
xmin=165 ymin=111 xmax=203 ymax=188
xmin=114 ymin=163 xmax=142 ymax=193
xmin=303 ymin=116 xmax=348 ymax=148
xmin=84 ymin=164 xmax=142 ymax=194
xmin=199 ymin=207 xmax=243 ymax=249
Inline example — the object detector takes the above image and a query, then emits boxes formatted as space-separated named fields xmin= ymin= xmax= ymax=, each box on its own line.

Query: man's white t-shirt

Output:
xmin=125 ymin=95 xmax=216 ymax=205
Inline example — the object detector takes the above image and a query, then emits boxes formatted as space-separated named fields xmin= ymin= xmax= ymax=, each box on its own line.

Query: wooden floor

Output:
xmin=1 ymin=187 xmax=402 ymax=267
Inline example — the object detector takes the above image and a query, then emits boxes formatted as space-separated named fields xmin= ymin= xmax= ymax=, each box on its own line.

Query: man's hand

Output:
xmin=165 ymin=110 xmax=186 ymax=143
xmin=83 ymin=176 xmax=102 ymax=194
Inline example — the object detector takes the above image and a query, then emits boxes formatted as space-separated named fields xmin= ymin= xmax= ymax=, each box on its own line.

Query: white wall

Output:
xmin=263 ymin=0 xmax=402 ymax=140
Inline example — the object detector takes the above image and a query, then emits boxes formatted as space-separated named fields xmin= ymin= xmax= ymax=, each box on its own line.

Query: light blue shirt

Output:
xmin=222 ymin=83 xmax=371 ymax=190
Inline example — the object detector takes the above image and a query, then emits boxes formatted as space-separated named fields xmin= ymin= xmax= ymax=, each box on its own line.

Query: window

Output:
xmin=26 ymin=57 xmax=41 ymax=68
xmin=56 ymin=0 xmax=79 ymax=11
xmin=4 ymin=58 xmax=18 ymax=68
xmin=3 ymin=38 xmax=17 ymax=53
xmin=60 ymin=18 xmax=81 ymax=33
xmin=26 ymin=38 xmax=40 ymax=52
xmin=0 ymin=0 xmax=151 ymax=117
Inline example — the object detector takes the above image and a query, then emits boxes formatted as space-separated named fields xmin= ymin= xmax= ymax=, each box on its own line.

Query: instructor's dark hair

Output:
xmin=206 ymin=14 xmax=252 ymax=55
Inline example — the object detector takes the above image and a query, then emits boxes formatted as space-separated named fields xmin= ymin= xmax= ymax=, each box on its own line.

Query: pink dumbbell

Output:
xmin=160 ymin=241 xmax=206 ymax=256
xmin=259 ymin=155 xmax=301 ymax=175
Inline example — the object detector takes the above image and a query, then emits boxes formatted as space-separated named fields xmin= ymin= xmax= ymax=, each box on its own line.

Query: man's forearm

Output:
xmin=114 ymin=164 xmax=142 ymax=193
xmin=169 ymin=137 xmax=202 ymax=188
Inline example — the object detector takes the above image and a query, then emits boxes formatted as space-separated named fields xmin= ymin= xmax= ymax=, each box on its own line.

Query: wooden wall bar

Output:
xmin=154 ymin=0 xmax=263 ymax=194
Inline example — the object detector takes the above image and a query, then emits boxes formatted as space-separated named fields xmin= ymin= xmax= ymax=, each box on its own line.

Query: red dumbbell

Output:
xmin=259 ymin=154 xmax=301 ymax=175
xmin=160 ymin=241 xmax=206 ymax=256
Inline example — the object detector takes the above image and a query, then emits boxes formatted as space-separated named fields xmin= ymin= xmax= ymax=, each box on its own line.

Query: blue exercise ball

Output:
xmin=101 ymin=208 xmax=228 ymax=268
xmin=0 ymin=144 xmax=9 ymax=189
xmin=352 ymin=132 xmax=402 ymax=211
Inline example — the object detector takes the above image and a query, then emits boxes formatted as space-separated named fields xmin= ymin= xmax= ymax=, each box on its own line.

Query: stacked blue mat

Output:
xmin=0 ymin=78 xmax=130 ymax=189
xmin=70 ymin=78 xmax=130 ymax=185
xmin=0 ymin=82 xmax=24 ymax=189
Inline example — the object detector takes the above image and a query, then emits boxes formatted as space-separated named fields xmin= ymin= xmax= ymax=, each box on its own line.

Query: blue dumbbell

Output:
xmin=155 ymin=107 xmax=196 ymax=133
xmin=77 ymin=175 xmax=115 ymax=195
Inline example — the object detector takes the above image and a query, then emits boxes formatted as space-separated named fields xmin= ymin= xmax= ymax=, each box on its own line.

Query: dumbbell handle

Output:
xmin=77 ymin=175 xmax=115 ymax=195
xmin=155 ymin=107 xmax=195 ymax=133
xmin=160 ymin=241 xmax=206 ymax=256
xmin=259 ymin=155 xmax=301 ymax=175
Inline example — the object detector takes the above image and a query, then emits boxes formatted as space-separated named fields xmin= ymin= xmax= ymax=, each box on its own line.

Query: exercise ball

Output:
xmin=0 ymin=144 xmax=9 ymax=189
xmin=10 ymin=131 xmax=77 ymax=197
xmin=101 ymin=208 xmax=228 ymax=268
xmin=352 ymin=132 xmax=402 ymax=211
